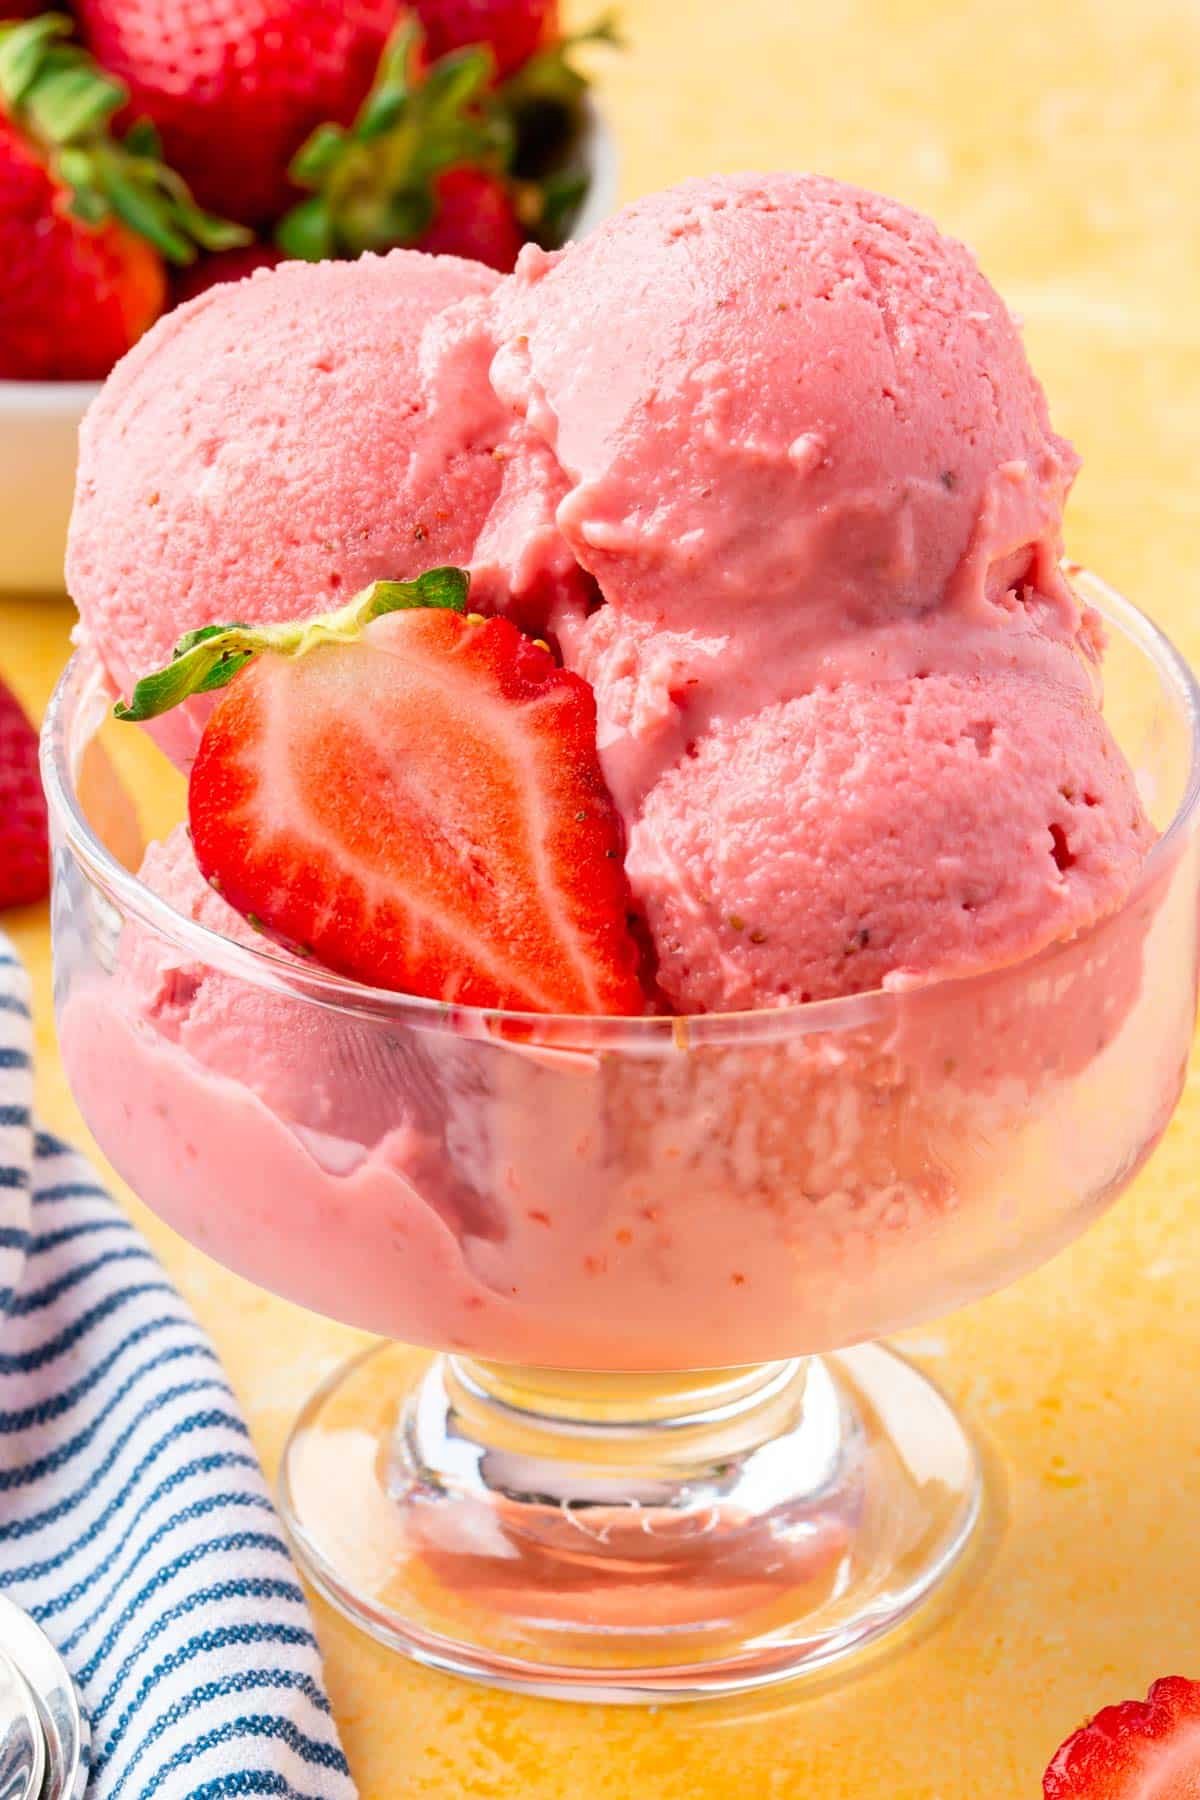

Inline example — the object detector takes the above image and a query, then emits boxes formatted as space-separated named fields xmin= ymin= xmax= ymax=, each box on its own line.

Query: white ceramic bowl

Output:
xmin=0 ymin=377 xmax=97 ymax=594
xmin=0 ymin=106 xmax=618 ymax=596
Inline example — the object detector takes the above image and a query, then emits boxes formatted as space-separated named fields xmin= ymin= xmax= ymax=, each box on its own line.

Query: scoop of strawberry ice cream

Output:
xmin=629 ymin=667 xmax=1155 ymax=1012
xmin=67 ymin=248 xmax=577 ymax=767
xmin=477 ymin=173 xmax=1119 ymax=950
xmin=490 ymin=173 xmax=1081 ymax=646
xmin=476 ymin=173 xmax=1154 ymax=1008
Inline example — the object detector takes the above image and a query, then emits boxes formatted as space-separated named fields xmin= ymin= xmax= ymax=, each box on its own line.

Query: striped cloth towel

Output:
xmin=0 ymin=932 xmax=357 ymax=1800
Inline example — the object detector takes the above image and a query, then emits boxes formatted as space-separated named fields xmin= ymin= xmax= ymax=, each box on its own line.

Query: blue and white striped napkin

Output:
xmin=0 ymin=932 xmax=357 ymax=1800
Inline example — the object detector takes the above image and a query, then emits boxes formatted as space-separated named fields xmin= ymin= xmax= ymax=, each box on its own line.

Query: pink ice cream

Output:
xmin=54 ymin=175 xmax=1183 ymax=1375
xmin=472 ymin=173 xmax=1148 ymax=1007
xmin=490 ymin=174 xmax=1080 ymax=640
xmin=630 ymin=666 xmax=1154 ymax=1011
xmin=60 ymin=805 xmax=1185 ymax=1369
xmin=66 ymin=248 xmax=578 ymax=768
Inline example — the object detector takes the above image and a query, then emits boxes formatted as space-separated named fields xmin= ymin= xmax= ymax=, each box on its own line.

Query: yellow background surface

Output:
xmin=5 ymin=0 xmax=1200 ymax=1791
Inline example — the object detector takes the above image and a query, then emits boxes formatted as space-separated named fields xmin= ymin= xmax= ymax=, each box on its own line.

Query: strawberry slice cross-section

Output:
xmin=1044 ymin=1677 xmax=1200 ymax=1799
xmin=115 ymin=571 xmax=646 ymax=1016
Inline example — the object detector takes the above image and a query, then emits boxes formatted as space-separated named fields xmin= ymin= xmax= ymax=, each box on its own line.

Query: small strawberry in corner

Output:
xmin=115 ymin=571 xmax=646 ymax=1016
xmin=0 ymin=14 xmax=248 ymax=380
xmin=0 ymin=676 xmax=48 ymax=910
xmin=1044 ymin=1676 xmax=1200 ymax=1797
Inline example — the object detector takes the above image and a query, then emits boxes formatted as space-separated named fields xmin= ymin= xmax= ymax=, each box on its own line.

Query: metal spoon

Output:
xmin=0 ymin=1649 xmax=43 ymax=1800
xmin=0 ymin=1599 xmax=89 ymax=1800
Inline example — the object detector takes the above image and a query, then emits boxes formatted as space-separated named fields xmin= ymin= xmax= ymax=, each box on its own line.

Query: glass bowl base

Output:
xmin=278 ymin=1341 xmax=982 ymax=1702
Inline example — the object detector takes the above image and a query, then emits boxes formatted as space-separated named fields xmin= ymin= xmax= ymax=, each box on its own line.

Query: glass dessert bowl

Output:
xmin=42 ymin=573 xmax=1200 ymax=1702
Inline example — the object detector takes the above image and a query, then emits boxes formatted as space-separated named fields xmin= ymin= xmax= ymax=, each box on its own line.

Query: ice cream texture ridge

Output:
xmin=57 ymin=169 xmax=1178 ymax=1370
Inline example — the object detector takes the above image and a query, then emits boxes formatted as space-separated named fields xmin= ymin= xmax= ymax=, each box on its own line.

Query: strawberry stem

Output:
xmin=0 ymin=13 xmax=249 ymax=265
xmin=277 ymin=21 xmax=505 ymax=260
xmin=114 ymin=569 xmax=471 ymax=722
xmin=275 ymin=10 xmax=621 ymax=261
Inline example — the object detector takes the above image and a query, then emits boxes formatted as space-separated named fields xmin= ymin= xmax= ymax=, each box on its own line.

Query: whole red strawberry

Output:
xmin=0 ymin=113 xmax=162 ymax=380
xmin=1044 ymin=1676 xmax=1200 ymax=1797
xmin=416 ymin=0 xmax=557 ymax=78
xmin=74 ymin=0 xmax=406 ymax=227
xmin=115 ymin=574 xmax=646 ymax=1014
xmin=418 ymin=165 xmax=523 ymax=269
xmin=0 ymin=678 xmax=48 ymax=910
xmin=0 ymin=15 xmax=248 ymax=381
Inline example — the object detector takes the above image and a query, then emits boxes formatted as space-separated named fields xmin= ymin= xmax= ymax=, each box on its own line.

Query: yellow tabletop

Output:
xmin=6 ymin=0 xmax=1200 ymax=1791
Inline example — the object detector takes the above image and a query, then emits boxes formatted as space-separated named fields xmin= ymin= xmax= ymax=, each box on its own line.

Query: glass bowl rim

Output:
xmin=40 ymin=571 xmax=1200 ymax=1050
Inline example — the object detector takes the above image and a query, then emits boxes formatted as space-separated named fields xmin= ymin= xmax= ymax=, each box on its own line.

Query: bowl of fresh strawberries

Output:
xmin=0 ymin=0 xmax=618 ymax=592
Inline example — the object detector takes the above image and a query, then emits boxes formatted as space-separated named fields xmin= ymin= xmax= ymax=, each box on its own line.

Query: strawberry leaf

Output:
xmin=275 ymin=195 xmax=336 ymax=261
xmin=420 ymin=44 xmax=495 ymax=119
xmin=29 ymin=59 xmax=123 ymax=139
xmin=122 ymin=117 xmax=163 ymax=158
xmin=170 ymin=191 xmax=251 ymax=254
xmin=0 ymin=12 xmax=248 ymax=265
xmin=277 ymin=22 xmax=506 ymax=261
xmin=289 ymin=122 xmax=348 ymax=185
xmin=98 ymin=154 xmax=195 ymax=262
xmin=0 ymin=13 xmax=70 ymax=110
xmin=115 ymin=570 xmax=471 ymax=722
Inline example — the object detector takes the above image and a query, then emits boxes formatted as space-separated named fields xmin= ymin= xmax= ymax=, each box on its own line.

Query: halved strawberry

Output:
xmin=1044 ymin=1677 xmax=1200 ymax=1797
xmin=115 ymin=573 xmax=646 ymax=1016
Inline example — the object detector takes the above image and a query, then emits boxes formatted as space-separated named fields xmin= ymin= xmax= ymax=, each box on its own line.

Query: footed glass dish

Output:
xmin=42 ymin=574 xmax=1200 ymax=1701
